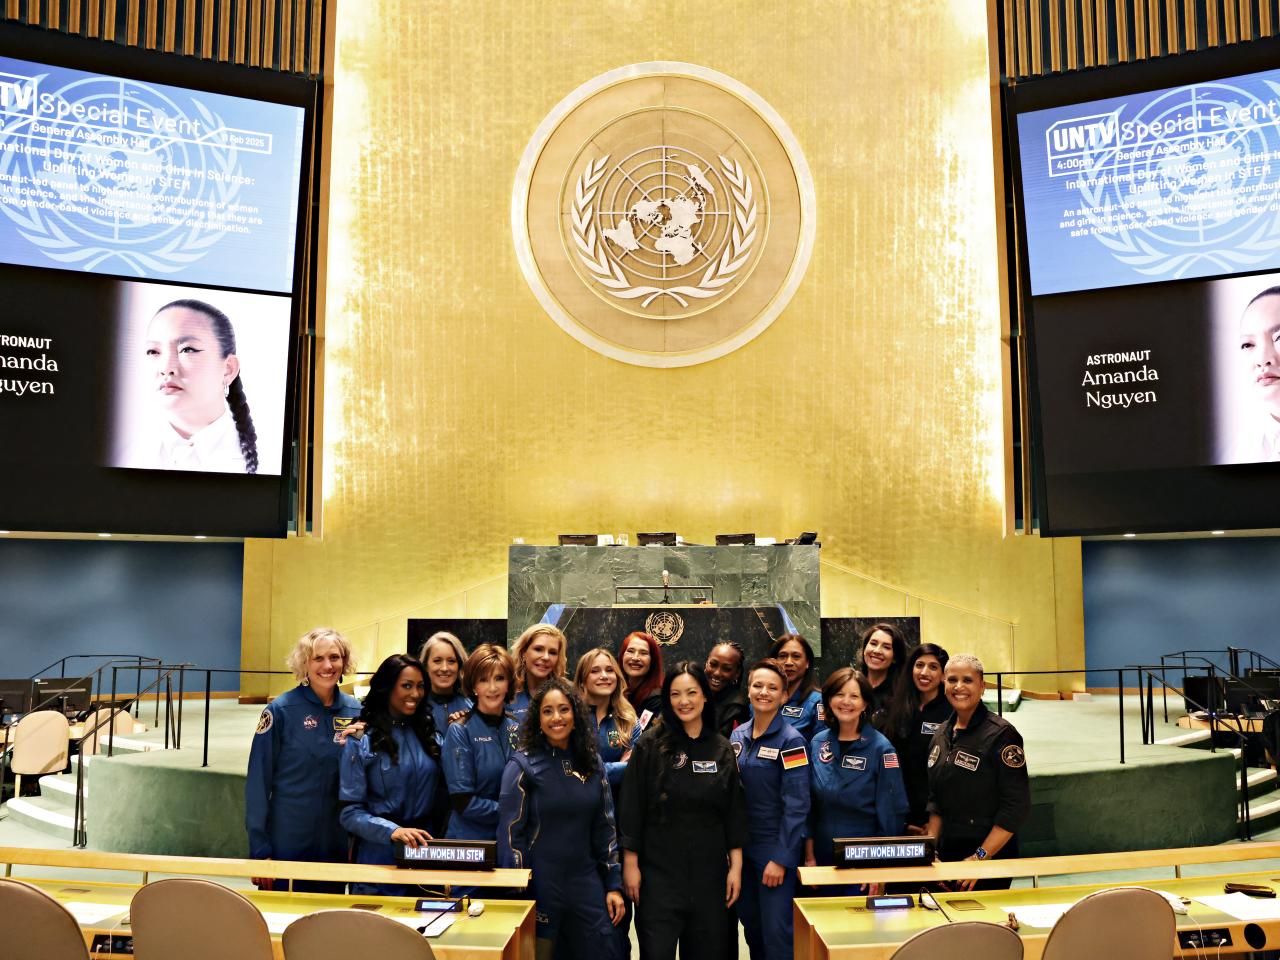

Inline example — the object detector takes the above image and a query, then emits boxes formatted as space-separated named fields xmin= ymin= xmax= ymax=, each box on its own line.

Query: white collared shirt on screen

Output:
xmin=151 ymin=407 xmax=247 ymax=474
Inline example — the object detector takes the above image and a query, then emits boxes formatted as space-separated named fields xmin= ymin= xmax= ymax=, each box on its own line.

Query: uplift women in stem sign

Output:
xmin=109 ymin=280 xmax=290 ymax=476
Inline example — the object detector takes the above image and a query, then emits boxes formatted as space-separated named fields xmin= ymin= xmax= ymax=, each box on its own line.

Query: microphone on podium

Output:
xmin=662 ymin=569 xmax=670 ymax=603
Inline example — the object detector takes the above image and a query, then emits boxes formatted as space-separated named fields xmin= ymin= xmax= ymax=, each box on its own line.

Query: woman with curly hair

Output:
xmin=498 ymin=675 xmax=625 ymax=959
xmin=339 ymin=653 xmax=442 ymax=895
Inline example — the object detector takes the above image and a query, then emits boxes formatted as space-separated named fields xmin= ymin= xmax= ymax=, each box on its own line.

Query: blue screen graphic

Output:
xmin=1017 ymin=68 xmax=1280 ymax=296
xmin=0 ymin=56 xmax=304 ymax=293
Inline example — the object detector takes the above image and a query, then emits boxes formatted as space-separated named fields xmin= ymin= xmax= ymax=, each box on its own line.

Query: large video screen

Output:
xmin=1009 ymin=40 xmax=1280 ymax=535
xmin=0 ymin=24 xmax=311 ymax=537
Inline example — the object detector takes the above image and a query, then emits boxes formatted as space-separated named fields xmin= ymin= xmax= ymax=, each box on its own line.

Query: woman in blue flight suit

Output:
xmin=575 ymin=647 xmax=642 ymax=957
xmin=443 ymin=644 xmax=521 ymax=840
xmin=804 ymin=667 xmax=908 ymax=892
xmin=509 ymin=623 xmax=568 ymax=723
xmin=245 ymin=627 xmax=361 ymax=893
xmin=339 ymin=653 xmax=442 ymax=896
xmin=620 ymin=662 xmax=747 ymax=960
xmin=766 ymin=634 xmax=823 ymax=742
xmin=730 ymin=658 xmax=811 ymax=960
xmin=498 ymin=676 xmax=625 ymax=960
xmin=419 ymin=631 xmax=472 ymax=740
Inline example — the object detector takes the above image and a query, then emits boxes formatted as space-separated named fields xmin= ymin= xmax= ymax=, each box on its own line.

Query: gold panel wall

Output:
xmin=241 ymin=0 xmax=1085 ymax=695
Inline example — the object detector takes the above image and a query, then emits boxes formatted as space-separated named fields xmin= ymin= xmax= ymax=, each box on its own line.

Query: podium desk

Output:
xmin=795 ymin=842 xmax=1280 ymax=959
xmin=21 ymin=877 xmax=534 ymax=959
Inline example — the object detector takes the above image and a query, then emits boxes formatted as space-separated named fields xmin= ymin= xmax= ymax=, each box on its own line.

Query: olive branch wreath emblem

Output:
xmin=571 ymin=153 xmax=758 ymax=309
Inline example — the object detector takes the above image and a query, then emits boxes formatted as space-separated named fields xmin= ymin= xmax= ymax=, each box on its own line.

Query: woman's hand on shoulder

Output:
xmin=446 ymin=709 xmax=468 ymax=726
xmin=337 ymin=721 xmax=365 ymax=743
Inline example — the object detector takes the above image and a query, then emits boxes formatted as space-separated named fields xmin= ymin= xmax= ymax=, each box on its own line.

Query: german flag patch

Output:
xmin=781 ymin=745 xmax=809 ymax=770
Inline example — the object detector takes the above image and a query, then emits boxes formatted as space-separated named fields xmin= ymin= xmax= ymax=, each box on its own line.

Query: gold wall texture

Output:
xmin=241 ymin=0 xmax=1085 ymax=695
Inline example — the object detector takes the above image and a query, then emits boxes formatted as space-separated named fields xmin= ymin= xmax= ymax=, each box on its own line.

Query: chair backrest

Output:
xmin=11 ymin=710 xmax=70 ymax=776
xmin=80 ymin=707 xmax=115 ymax=757
xmin=1041 ymin=886 xmax=1175 ymax=960
xmin=130 ymin=878 xmax=273 ymax=960
xmin=0 ymin=878 xmax=91 ymax=960
xmin=282 ymin=910 xmax=436 ymax=960
xmin=891 ymin=920 xmax=1023 ymax=960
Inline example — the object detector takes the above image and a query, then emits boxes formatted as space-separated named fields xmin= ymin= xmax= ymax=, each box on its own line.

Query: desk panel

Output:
xmin=796 ymin=869 xmax=1280 ymax=958
xmin=19 ymin=877 xmax=534 ymax=960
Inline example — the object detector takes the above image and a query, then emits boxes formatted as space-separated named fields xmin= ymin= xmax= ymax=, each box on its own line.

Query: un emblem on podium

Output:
xmin=645 ymin=611 xmax=685 ymax=646
xmin=513 ymin=63 xmax=815 ymax=367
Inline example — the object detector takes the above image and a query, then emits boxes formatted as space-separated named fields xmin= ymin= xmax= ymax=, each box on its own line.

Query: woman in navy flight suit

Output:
xmin=766 ymin=634 xmax=823 ymax=742
xmin=339 ymin=653 xmax=443 ymax=896
xmin=418 ymin=631 xmax=472 ymax=740
xmin=245 ymin=627 xmax=361 ymax=893
xmin=443 ymin=644 xmax=520 ymax=841
xmin=620 ymin=662 xmax=747 ymax=960
xmin=804 ymin=668 xmax=908 ymax=890
xmin=575 ymin=647 xmax=642 ymax=957
xmin=730 ymin=658 xmax=811 ymax=960
xmin=509 ymin=623 xmax=568 ymax=724
xmin=498 ymin=675 xmax=625 ymax=960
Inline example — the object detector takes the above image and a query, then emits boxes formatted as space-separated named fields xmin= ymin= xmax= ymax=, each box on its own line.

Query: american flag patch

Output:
xmin=781 ymin=746 xmax=809 ymax=770
xmin=883 ymin=753 xmax=900 ymax=768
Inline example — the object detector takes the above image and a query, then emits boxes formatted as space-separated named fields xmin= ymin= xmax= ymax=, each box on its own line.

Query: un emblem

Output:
xmin=513 ymin=62 xmax=815 ymax=367
xmin=644 ymin=611 xmax=685 ymax=646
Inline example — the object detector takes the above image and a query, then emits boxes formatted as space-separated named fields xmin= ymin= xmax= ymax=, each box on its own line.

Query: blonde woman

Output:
xmin=418 ymin=631 xmax=471 ymax=737
xmin=245 ymin=627 xmax=360 ymax=892
xmin=510 ymin=623 xmax=567 ymax=723
xmin=574 ymin=648 xmax=641 ymax=794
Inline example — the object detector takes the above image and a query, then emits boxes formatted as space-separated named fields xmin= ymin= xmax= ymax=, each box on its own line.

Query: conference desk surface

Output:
xmin=21 ymin=876 xmax=534 ymax=959
xmin=795 ymin=869 xmax=1280 ymax=958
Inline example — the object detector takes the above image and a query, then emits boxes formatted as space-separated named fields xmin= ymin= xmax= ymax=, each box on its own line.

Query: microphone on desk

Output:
xmin=920 ymin=888 xmax=954 ymax=923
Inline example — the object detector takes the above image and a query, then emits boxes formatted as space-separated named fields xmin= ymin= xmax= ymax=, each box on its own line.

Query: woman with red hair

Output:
xmin=619 ymin=631 xmax=664 ymax=731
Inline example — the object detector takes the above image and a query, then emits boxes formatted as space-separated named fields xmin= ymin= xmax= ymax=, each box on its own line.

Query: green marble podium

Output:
xmin=507 ymin=543 xmax=821 ymax=650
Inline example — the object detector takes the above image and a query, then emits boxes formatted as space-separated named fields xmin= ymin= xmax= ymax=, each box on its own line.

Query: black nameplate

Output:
xmin=834 ymin=836 xmax=935 ymax=869
xmin=393 ymin=840 xmax=496 ymax=871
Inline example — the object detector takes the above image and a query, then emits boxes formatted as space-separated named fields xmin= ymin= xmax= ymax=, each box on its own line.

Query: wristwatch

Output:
xmin=974 ymin=847 xmax=989 ymax=860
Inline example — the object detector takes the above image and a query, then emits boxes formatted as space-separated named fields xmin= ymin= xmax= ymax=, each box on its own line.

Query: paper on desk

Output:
xmin=1195 ymin=893 xmax=1280 ymax=921
xmin=1008 ymin=903 xmax=1075 ymax=928
xmin=388 ymin=911 xmax=458 ymax=937
xmin=64 ymin=901 xmax=126 ymax=925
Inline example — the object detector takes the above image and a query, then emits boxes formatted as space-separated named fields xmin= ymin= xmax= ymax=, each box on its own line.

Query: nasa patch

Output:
xmin=781 ymin=705 xmax=803 ymax=719
xmin=303 ymin=715 xmax=318 ymax=731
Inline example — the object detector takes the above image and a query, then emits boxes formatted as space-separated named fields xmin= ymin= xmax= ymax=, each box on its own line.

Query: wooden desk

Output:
xmin=0 ymin=846 xmax=535 ymax=958
xmin=1178 ymin=714 xmax=1266 ymax=733
xmin=19 ymin=877 xmax=534 ymax=960
xmin=795 ymin=843 xmax=1280 ymax=958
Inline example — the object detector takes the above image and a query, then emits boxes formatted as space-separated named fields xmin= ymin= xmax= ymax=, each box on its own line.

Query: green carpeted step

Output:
xmin=1240 ymin=767 xmax=1278 ymax=802
xmin=36 ymin=773 xmax=83 ymax=811
xmin=1242 ymin=794 xmax=1280 ymax=832
xmin=2 ymin=794 xmax=75 ymax=841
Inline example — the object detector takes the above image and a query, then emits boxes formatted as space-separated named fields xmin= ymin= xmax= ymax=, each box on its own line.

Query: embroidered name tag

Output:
xmin=954 ymin=750 xmax=981 ymax=772
xmin=692 ymin=760 xmax=718 ymax=774
xmin=920 ymin=721 xmax=941 ymax=735
xmin=474 ymin=735 xmax=493 ymax=743
xmin=758 ymin=746 xmax=780 ymax=760
xmin=842 ymin=755 xmax=867 ymax=771
xmin=781 ymin=705 xmax=803 ymax=718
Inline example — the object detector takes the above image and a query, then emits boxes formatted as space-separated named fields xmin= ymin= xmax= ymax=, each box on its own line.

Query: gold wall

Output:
xmin=241 ymin=0 xmax=1084 ymax=695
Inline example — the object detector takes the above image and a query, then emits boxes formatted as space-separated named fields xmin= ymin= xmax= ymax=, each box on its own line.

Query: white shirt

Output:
xmin=130 ymin=407 xmax=248 ymax=474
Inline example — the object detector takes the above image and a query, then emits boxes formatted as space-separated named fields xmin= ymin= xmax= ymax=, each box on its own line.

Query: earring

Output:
xmin=301 ymin=677 xmax=310 ymax=686
xmin=223 ymin=382 xmax=230 ymax=399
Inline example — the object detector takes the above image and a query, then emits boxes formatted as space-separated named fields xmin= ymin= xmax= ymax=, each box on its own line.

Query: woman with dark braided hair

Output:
xmin=497 ymin=675 xmax=625 ymax=959
xmin=139 ymin=298 xmax=259 ymax=473
xmin=619 ymin=662 xmax=746 ymax=960
xmin=339 ymin=653 xmax=442 ymax=895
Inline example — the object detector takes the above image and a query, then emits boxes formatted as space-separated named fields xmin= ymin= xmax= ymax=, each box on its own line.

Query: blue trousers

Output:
xmin=737 ymin=857 xmax=796 ymax=960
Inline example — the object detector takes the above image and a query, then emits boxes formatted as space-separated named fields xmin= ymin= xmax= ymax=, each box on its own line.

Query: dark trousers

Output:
xmin=636 ymin=887 xmax=731 ymax=960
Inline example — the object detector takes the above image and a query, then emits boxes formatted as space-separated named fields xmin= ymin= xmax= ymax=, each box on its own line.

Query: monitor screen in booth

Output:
xmin=0 ymin=22 xmax=313 ymax=537
xmin=1008 ymin=37 xmax=1280 ymax=534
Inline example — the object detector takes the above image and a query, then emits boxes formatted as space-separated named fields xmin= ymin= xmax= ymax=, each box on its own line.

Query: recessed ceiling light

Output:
xmin=0 ymin=530 xmax=9 ymax=535
xmin=1123 ymin=533 xmax=1137 ymax=538
xmin=1211 ymin=530 xmax=1225 ymax=535
xmin=193 ymin=535 xmax=207 ymax=540
xmin=98 ymin=533 xmax=112 ymax=538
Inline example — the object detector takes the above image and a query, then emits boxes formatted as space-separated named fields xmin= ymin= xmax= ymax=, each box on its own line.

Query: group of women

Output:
xmin=245 ymin=622 xmax=1031 ymax=960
